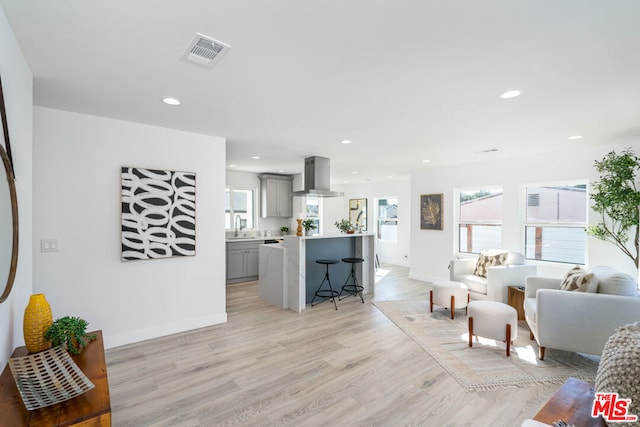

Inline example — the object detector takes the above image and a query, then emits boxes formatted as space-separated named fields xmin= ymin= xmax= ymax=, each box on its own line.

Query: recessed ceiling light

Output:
xmin=499 ymin=90 xmax=522 ymax=99
xmin=568 ymin=135 xmax=583 ymax=140
xmin=162 ymin=97 xmax=181 ymax=106
xmin=278 ymin=169 xmax=285 ymax=173
xmin=340 ymin=139 xmax=352 ymax=144
xmin=251 ymin=156 xmax=260 ymax=160
xmin=387 ymin=175 xmax=393 ymax=179
xmin=422 ymin=160 xmax=431 ymax=163
xmin=351 ymin=171 xmax=358 ymax=174
xmin=228 ymin=164 xmax=237 ymax=168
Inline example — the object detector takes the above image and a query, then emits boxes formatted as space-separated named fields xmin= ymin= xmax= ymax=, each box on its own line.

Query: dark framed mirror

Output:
xmin=0 ymin=143 xmax=18 ymax=303
xmin=0 ymin=74 xmax=18 ymax=304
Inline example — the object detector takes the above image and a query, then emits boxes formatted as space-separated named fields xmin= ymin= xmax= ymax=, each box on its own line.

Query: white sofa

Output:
xmin=524 ymin=266 xmax=640 ymax=360
xmin=449 ymin=251 xmax=537 ymax=304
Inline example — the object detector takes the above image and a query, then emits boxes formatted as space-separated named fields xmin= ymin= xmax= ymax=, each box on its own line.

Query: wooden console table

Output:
xmin=508 ymin=285 xmax=525 ymax=320
xmin=533 ymin=377 xmax=605 ymax=426
xmin=0 ymin=330 xmax=111 ymax=426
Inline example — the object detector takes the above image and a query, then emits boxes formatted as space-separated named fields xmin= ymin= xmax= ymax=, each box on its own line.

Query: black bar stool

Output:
xmin=339 ymin=257 xmax=365 ymax=303
xmin=311 ymin=259 xmax=340 ymax=310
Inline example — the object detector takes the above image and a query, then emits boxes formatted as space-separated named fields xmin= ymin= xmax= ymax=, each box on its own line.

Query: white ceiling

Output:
xmin=2 ymin=0 xmax=640 ymax=184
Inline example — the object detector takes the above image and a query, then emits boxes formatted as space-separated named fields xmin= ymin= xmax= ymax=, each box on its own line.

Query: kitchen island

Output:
xmin=281 ymin=232 xmax=375 ymax=312
xmin=259 ymin=243 xmax=287 ymax=308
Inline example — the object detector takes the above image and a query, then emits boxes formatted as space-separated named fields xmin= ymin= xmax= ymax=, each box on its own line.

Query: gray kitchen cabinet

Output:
xmin=259 ymin=174 xmax=292 ymax=218
xmin=226 ymin=240 xmax=261 ymax=282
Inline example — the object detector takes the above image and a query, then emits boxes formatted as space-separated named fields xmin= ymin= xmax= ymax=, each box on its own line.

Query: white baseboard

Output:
xmin=104 ymin=312 xmax=228 ymax=349
xmin=380 ymin=258 xmax=409 ymax=267
xmin=408 ymin=272 xmax=443 ymax=284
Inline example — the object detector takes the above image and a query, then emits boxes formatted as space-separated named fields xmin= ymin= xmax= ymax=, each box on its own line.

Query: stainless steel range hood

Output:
xmin=291 ymin=156 xmax=344 ymax=198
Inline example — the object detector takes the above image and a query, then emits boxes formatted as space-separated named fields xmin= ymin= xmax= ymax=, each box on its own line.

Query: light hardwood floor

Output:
xmin=106 ymin=265 xmax=558 ymax=426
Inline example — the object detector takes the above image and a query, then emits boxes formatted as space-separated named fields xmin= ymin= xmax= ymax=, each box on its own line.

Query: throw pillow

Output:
xmin=592 ymin=266 xmax=638 ymax=296
xmin=559 ymin=265 xmax=598 ymax=292
xmin=473 ymin=251 xmax=508 ymax=278
xmin=507 ymin=252 xmax=525 ymax=265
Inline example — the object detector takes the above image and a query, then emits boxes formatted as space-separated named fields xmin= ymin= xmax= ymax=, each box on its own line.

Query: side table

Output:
xmin=508 ymin=285 xmax=525 ymax=320
xmin=533 ymin=377 xmax=606 ymax=426
xmin=0 ymin=330 xmax=111 ymax=426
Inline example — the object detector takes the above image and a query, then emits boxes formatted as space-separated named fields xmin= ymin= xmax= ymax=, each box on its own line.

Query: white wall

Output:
xmin=410 ymin=144 xmax=639 ymax=283
xmin=343 ymin=179 xmax=411 ymax=266
xmin=0 ymin=5 xmax=33 ymax=368
xmin=318 ymin=186 xmax=347 ymax=236
xmin=33 ymin=107 xmax=226 ymax=349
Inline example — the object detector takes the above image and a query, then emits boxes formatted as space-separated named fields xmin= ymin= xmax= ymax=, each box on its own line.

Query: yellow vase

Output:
xmin=23 ymin=293 xmax=53 ymax=353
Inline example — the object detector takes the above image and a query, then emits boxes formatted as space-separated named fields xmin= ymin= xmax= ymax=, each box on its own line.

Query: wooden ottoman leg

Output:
xmin=468 ymin=316 xmax=473 ymax=348
xmin=505 ymin=324 xmax=511 ymax=357
xmin=429 ymin=290 xmax=433 ymax=313
xmin=450 ymin=295 xmax=455 ymax=320
xmin=466 ymin=294 xmax=469 ymax=315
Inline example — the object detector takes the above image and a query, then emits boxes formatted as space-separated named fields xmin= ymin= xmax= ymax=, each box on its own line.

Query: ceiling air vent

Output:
xmin=182 ymin=33 xmax=230 ymax=68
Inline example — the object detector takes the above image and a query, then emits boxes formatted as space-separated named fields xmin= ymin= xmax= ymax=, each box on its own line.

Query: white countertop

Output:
xmin=226 ymin=237 xmax=283 ymax=243
xmin=260 ymin=243 xmax=284 ymax=249
xmin=284 ymin=232 xmax=375 ymax=241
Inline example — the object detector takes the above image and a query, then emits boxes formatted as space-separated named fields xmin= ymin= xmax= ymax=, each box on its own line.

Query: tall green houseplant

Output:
xmin=588 ymin=148 xmax=640 ymax=269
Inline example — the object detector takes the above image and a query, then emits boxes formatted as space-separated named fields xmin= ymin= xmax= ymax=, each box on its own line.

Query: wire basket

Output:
xmin=8 ymin=345 xmax=95 ymax=410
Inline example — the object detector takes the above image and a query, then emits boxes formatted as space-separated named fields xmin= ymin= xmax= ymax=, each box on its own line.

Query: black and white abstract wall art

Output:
xmin=121 ymin=167 xmax=196 ymax=261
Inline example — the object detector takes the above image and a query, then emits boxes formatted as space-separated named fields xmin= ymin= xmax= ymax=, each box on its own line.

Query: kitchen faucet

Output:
xmin=234 ymin=214 xmax=243 ymax=237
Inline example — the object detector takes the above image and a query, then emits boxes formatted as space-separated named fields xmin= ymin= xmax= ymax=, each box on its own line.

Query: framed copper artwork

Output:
xmin=420 ymin=194 xmax=443 ymax=230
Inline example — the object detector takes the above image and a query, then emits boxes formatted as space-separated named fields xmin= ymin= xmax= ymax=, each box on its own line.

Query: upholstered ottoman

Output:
xmin=468 ymin=300 xmax=518 ymax=356
xmin=430 ymin=281 xmax=469 ymax=320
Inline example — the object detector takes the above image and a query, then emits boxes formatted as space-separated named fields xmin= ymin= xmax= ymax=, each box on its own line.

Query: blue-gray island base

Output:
xmin=282 ymin=232 xmax=375 ymax=312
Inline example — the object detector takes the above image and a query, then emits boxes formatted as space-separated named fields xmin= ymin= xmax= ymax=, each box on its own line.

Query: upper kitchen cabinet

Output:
xmin=259 ymin=174 xmax=293 ymax=218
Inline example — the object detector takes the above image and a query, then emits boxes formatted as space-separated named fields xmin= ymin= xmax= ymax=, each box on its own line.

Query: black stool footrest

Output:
xmin=341 ymin=284 xmax=364 ymax=293
xmin=314 ymin=289 xmax=340 ymax=298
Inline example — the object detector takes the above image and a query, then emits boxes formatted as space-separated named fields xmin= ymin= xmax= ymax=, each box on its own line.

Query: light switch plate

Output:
xmin=40 ymin=239 xmax=59 ymax=253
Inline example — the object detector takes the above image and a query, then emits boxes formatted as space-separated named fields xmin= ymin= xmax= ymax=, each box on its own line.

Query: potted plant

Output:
xmin=587 ymin=148 xmax=640 ymax=269
xmin=335 ymin=219 xmax=355 ymax=234
xmin=280 ymin=226 xmax=289 ymax=236
xmin=44 ymin=316 xmax=97 ymax=355
xmin=302 ymin=219 xmax=316 ymax=235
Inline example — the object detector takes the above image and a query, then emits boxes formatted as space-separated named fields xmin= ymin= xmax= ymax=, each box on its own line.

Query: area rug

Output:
xmin=373 ymin=299 xmax=599 ymax=392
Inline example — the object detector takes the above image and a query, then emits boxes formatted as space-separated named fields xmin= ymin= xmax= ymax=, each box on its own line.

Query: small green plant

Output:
xmin=335 ymin=219 xmax=354 ymax=233
xmin=302 ymin=219 xmax=316 ymax=231
xmin=280 ymin=226 xmax=289 ymax=235
xmin=44 ymin=316 xmax=97 ymax=355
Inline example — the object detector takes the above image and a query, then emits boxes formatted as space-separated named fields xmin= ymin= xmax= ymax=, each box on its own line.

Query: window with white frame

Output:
xmin=305 ymin=196 xmax=321 ymax=234
xmin=457 ymin=188 xmax=503 ymax=253
xmin=524 ymin=183 xmax=587 ymax=264
xmin=225 ymin=187 xmax=255 ymax=231
xmin=376 ymin=198 xmax=398 ymax=241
